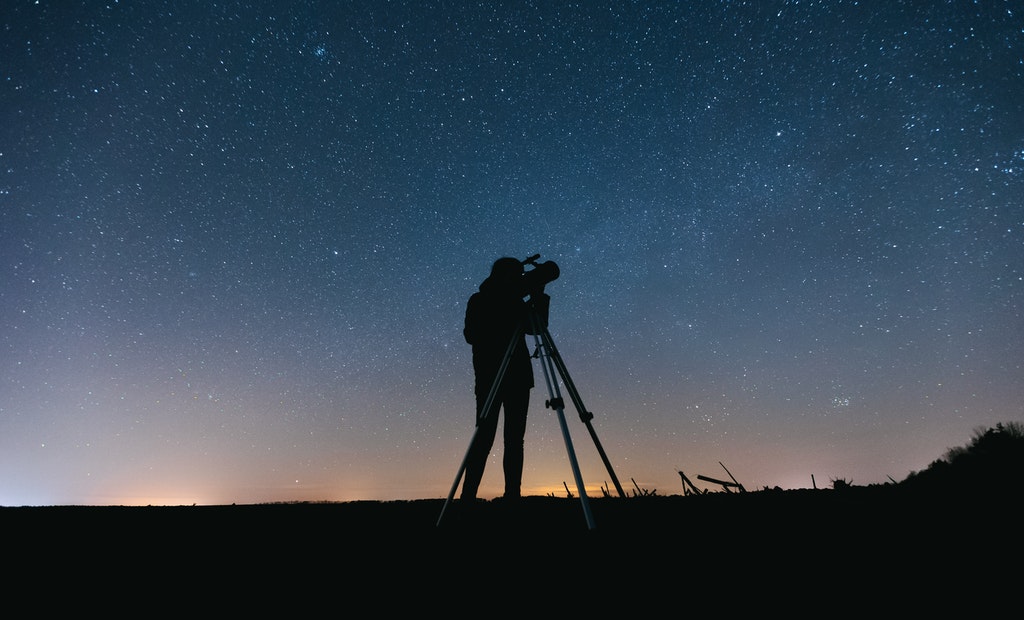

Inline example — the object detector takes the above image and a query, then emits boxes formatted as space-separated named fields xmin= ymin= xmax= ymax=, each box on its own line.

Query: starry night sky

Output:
xmin=2 ymin=1 xmax=1022 ymax=506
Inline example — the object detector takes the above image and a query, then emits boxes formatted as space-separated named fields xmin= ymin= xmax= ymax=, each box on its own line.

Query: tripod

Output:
xmin=436 ymin=294 xmax=625 ymax=530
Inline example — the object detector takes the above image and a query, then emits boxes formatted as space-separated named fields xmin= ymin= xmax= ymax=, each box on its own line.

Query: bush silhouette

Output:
xmin=901 ymin=422 xmax=1024 ymax=494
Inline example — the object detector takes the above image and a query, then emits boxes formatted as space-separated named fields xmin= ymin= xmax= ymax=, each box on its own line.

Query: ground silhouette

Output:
xmin=3 ymin=423 xmax=1019 ymax=612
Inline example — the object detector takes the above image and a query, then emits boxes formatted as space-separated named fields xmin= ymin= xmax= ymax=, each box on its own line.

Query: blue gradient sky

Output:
xmin=2 ymin=1 xmax=1021 ymax=506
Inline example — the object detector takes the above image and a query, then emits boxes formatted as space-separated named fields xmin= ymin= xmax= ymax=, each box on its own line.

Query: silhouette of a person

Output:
xmin=461 ymin=257 xmax=535 ymax=501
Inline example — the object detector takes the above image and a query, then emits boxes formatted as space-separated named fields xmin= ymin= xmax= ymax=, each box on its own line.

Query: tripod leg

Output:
xmin=437 ymin=324 xmax=524 ymax=527
xmin=539 ymin=326 xmax=627 ymax=499
xmin=530 ymin=317 xmax=597 ymax=530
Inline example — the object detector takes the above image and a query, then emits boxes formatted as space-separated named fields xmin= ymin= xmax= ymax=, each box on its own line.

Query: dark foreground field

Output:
xmin=3 ymin=486 xmax=1017 ymax=612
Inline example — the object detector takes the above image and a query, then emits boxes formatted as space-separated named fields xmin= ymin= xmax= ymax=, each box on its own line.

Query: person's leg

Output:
xmin=462 ymin=390 xmax=501 ymax=500
xmin=501 ymin=388 xmax=530 ymax=499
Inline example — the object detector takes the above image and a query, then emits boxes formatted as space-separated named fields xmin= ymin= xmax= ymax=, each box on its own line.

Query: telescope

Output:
xmin=521 ymin=254 xmax=559 ymax=298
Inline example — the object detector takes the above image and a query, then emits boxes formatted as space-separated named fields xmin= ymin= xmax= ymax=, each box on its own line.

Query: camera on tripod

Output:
xmin=520 ymin=254 xmax=559 ymax=299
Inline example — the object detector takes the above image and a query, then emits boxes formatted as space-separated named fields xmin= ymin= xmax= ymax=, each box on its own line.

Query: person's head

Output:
xmin=490 ymin=257 xmax=523 ymax=280
xmin=489 ymin=256 xmax=524 ymax=288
